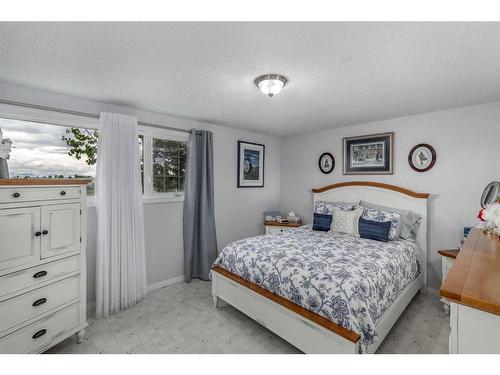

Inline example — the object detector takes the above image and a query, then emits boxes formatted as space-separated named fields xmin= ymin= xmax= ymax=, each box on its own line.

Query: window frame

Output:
xmin=0 ymin=102 xmax=189 ymax=207
xmin=138 ymin=125 xmax=189 ymax=204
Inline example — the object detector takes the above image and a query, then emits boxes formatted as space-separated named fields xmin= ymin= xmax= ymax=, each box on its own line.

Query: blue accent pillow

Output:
xmin=358 ymin=218 xmax=391 ymax=242
xmin=312 ymin=213 xmax=332 ymax=231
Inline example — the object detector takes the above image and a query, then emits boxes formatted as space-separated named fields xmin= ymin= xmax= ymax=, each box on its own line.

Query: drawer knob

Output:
xmin=60 ymin=190 xmax=66 ymax=196
xmin=35 ymin=231 xmax=42 ymax=237
xmin=32 ymin=298 xmax=47 ymax=307
xmin=12 ymin=192 xmax=20 ymax=198
xmin=32 ymin=329 xmax=47 ymax=339
xmin=33 ymin=271 xmax=47 ymax=279
xmin=42 ymin=230 xmax=49 ymax=235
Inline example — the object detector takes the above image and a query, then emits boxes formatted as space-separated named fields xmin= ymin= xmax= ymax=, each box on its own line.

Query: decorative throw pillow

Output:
xmin=361 ymin=207 xmax=401 ymax=241
xmin=359 ymin=200 xmax=421 ymax=241
xmin=312 ymin=213 xmax=332 ymax=231
xmin=358 ymin=218 xmax=391 ymax=242
xmin=313 ymin=201 xmax=358 ymax=215
xmin=330 ymin=207 xmax=364 ymax=236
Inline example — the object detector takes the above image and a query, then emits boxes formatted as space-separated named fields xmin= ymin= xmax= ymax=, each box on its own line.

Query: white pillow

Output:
xmin=330 ymin=207 xmax=364 ymax=236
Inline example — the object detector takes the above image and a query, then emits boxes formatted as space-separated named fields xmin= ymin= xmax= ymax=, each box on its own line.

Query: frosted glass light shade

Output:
xmin=255 ymin=74 xmax=287 ymax=97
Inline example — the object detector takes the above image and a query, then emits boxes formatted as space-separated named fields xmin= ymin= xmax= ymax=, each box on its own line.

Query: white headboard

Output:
xmin=312 ymin=181 xmax=429 ymax=288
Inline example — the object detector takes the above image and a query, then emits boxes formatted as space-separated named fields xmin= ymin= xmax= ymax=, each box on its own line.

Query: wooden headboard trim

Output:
xmin=312 ymin=181 xmax=429 ymax=199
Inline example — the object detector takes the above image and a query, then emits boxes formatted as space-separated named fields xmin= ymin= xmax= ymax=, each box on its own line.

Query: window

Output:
xmin=141 ymin=131 xmax=188 ymax=200
xmin=152 ymin=138 xmax=187 ymax=193
xmin=139 ymin=135 xmax=144 ymax=192
xmin=0 ymin=114 xmax=188 ymax=203
xmin=0 ymin=118 xmax=96 ymax=195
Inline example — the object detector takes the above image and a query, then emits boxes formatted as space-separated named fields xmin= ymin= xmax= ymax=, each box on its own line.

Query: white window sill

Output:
xmin=142 ymin=195 xmax=184 ymax=205
xmin=86 ymin=195 xmax=184 ymax=208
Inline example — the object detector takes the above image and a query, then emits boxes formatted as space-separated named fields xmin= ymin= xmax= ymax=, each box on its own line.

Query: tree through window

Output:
xmin=152 ymin=138 xmax=187 ymax=193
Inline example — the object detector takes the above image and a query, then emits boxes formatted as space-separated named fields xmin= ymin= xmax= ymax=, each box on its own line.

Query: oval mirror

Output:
xmin=481 ymin=181 xmax=500 ymax=208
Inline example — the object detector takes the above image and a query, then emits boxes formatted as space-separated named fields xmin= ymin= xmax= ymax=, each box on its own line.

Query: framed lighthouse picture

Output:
xmin=237 ymin=141 xmax=265 ymax=187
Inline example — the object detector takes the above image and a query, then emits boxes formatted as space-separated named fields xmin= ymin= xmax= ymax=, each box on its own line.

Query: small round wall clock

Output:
xmin=408 ymin=144 xmax=436 ymax=172
xmin=319 ymin=152 xmax=335 ymax=174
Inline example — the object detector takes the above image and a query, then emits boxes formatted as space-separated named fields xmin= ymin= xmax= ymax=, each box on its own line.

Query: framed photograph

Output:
xmin=343 ymin=132 xmax=394 ymax=175
xmin=408 ymin=143 xmax=436 ymax=172
xmin=237 ymin=141 xmax=265 ymax=187
xmin=318 ymin=152 xmax=335 ymax=174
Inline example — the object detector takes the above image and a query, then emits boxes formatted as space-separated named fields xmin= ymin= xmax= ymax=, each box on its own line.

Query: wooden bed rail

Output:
xmin=211 ymin=266 xmax=360 ymax=343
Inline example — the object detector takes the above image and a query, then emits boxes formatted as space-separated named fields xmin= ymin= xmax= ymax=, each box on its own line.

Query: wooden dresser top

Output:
xmin=0 ymin=179 xmax=92 ymax=186
xmin=440 ymin=228 xmax=500 ymax=316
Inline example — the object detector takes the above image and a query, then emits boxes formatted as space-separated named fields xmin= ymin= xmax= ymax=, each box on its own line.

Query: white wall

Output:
xmin=0 ymin=81 xmax=281 ymax=303
xmin=280 ymin=101 xmax=500 ymax=291
xmin=3 ymin=80 xmax=499 ymax=295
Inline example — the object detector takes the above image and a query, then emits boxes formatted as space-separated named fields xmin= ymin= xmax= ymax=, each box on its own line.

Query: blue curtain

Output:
xmin=183 ymin=130 xmax=217 ymax=282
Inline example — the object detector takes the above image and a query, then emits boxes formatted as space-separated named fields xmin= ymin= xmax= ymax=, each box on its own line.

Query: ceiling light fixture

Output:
xmin=254 ymin=74 xmax=288 ymax=97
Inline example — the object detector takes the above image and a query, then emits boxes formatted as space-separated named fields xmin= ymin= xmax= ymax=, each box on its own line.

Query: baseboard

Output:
xmin=146 ymin=275 xmax=185 ymax=292
xmin=87 ymin=301 xmax=95 ymax=313
xmin=87 ymin=274 xmax=185 ymax=313
xmin=425 ymin=287 xmax=440 ymax=297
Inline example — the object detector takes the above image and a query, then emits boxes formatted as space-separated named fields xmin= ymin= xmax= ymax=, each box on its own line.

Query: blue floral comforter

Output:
xmin=212 ymin=225 xmax=420 ymax=351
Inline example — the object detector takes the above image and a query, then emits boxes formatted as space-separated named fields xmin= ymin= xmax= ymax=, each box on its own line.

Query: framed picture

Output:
xmin=408 ymin=143 xmax=436 ymax=172
xmin=237 ymin=141 xmax=265 ymax=187
xmin=343 ymin=132 xmax=394 ymax=175
xmin=318 ymin=152 xmax=335 ymax=174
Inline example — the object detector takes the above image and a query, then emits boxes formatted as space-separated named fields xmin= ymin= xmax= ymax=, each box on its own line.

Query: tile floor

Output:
xmin=46 ymin=279 xmax=450 ymax=354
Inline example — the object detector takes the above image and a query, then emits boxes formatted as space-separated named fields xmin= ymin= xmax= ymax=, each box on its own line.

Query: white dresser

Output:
xmin=0 ymin=179 xmax=89 ymax=353
xmin=441 ymin=229 xmax=500 ymax=353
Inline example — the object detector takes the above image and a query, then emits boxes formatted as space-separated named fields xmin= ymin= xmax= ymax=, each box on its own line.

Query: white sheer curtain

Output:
xmin=95 ymin=112 xmax=147 ymax=319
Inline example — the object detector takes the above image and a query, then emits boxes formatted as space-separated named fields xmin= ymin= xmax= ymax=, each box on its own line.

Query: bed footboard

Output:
xmin=211 ymin=267 xmax=360 ymax=354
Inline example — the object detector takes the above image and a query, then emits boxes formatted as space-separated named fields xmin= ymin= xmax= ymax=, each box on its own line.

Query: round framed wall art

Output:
xmin=408 ymin=143 xmax=436 ymax=172
xmin=319 ymin=152 xmax=335 ymax=174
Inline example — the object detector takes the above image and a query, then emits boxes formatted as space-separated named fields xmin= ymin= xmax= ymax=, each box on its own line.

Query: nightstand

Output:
xmin=264 ymin=221 xmax=302 ymax=234
xmin=438 ymin=249 xmax=459 ymax=315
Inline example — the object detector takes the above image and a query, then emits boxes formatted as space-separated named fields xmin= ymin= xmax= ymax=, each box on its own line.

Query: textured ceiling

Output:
xmin=1 ymin=22 xmax=500 ymax=136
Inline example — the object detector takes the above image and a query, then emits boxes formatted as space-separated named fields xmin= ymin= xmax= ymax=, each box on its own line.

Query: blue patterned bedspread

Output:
xmin=212 ymin=225 xmax=420 ymax=351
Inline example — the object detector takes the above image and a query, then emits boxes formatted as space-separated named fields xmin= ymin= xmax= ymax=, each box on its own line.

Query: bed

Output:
xmin=211 ymin=182 xmax=429 ymax=354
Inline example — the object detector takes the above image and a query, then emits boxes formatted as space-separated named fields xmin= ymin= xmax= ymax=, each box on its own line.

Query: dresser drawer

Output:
xmin=0 ymin=186 xmax=80 ymax=204
xmin=0 ymin=303 xmax=80 ymax=353
xmin=266 ymin=226 xmax=293 ymax=234
xmin=0 ymin=256 xmax=80 ymax=300
xmin=0 ymin=275 xmax=80 ymax=334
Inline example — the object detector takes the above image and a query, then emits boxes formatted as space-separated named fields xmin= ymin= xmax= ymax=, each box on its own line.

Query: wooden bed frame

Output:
xmin=211 ymin=181 xmax=429 ymax=354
